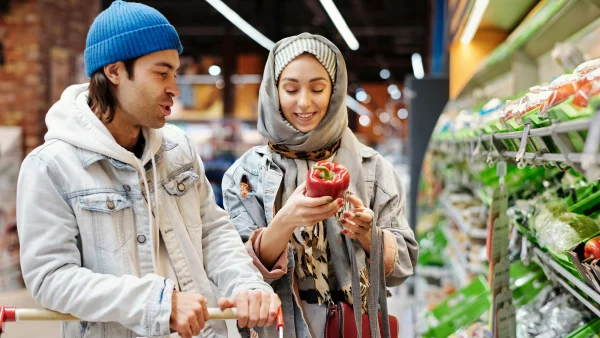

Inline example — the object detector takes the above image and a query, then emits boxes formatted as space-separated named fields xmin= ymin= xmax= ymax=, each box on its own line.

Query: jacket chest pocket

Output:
xmin=164 ymin=169 xmax=201 ymax=228
xmin=78 ymin=192 xmax=133 ymax=253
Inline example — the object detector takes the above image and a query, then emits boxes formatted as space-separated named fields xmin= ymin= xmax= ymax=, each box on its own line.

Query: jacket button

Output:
xmin=123 ymin=185 xmax=131 ymax=192
xmin=137 ymin=235 xmax=146 ymax=244
xmin=106 ymin=200 xmax=115 ymax=210
xmin=177 ymin=183 xmax=185 ymax=192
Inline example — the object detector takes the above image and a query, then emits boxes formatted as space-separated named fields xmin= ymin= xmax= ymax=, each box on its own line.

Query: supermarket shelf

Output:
xmin=532 ymin=247 xmax=600 ymax=317
xmin=457 ymin=0 xmax=600 ymax=98
xmin=441 ymin=225 xmax=486 ymax=286
xmin=431 ymin=117 xmax=591 ymax=145
xmin=442 ymin=199 xmax=488 ymax=239
xmin=430 ymin=115 xmax=600 ymax=177
xmin=416 ymin=265 xmax=453 ymax=279
xmin=442 ymin=225 xmax=468 ymax=286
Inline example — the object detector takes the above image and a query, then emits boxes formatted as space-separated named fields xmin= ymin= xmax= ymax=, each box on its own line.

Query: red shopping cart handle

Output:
xmin=276 ymin=307 xmax=284 ymax=338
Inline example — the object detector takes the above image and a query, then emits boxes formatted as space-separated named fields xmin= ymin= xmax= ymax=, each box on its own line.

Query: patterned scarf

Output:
xmin=268 ymin=138 xmax=341 ymax=161
xmin=270 ymin=140 xmax=369 ymax=310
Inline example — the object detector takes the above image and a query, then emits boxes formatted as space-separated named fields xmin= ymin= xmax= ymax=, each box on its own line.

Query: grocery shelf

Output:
xmin=431 ymin=117 xmax=591 ymax=145
xmin=457 ymin=0 xmax=600 ymax=98
xmin=441 ymin=225 xmax=468 ymax=287
xmin=532 ymin=247 xmax=600 ymax=317
xmin=430 ymin=114 xmax=600 ymax=177
xmin=442 ymin=199 xmax=488 ymax=240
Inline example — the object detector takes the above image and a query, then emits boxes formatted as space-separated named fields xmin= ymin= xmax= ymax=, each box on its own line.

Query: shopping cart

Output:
xmin=0 ymin=306 xmax=284 ymax=337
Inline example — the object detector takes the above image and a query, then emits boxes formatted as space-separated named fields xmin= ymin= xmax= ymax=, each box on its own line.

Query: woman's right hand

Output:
xmin=277 ymin=181 xmax=343 ymax=230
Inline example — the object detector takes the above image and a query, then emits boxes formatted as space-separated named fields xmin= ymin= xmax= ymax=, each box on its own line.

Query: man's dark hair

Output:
xmin=88 ymin=58 xmax=137 ymax=124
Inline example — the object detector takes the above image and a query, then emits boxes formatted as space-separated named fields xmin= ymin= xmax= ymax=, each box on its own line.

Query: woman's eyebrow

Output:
xmin=280 ymin=77 xmax=327 ymax=83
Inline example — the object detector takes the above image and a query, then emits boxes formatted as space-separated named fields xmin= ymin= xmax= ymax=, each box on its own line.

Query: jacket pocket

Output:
xmin=163 ymin=169 xmax=201 ymax=228
xmin=79 ymin=192 xmax=133 ymax=252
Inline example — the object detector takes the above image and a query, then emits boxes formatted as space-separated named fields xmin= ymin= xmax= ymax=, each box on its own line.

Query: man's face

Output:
xmin=114 ymin=50 xmax=181 ymax=129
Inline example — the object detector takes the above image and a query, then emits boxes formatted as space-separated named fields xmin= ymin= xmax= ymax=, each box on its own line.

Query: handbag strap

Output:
xmin=347 ymin=211 xmax=392 ymax=338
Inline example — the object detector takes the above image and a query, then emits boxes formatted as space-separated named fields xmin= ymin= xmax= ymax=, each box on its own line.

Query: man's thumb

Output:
xmin=218 ymin=298 xmax=235 ymax=310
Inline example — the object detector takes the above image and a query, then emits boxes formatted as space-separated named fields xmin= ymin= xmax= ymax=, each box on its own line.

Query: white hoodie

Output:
xmin=45 ymin=83 xmax=169 ymax=280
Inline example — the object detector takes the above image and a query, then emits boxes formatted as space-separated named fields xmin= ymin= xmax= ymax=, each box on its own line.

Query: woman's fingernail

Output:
xmin=355 ymin=212 xmax=361 ymax=218
xmin=341 ymin=219 xmax=346 ymax=223
xmin=342 ymin=229 xmax=348 ymax=234
xmin=337 ymin=198 xmax=343 ymax=205
xmin=327 ymin=197 xmax=333 ymax=202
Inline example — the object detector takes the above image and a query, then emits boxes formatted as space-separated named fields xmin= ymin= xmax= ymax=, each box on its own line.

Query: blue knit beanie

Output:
xmin=84 ymin=0 xmax=183 ymax=77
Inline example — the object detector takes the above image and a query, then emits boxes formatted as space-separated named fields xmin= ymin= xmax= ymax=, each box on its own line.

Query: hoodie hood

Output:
xmin=44 ymin=83 xmax=163 ymax=168
xmin=45 ymin=83 xmax=164 ymax=277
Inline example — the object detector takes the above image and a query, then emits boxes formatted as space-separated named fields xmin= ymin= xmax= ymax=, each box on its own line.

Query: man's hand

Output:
xmin=218 ymin=290 xmax=281 ymax=328
xmin=170 ymin=291 xmax=210 ymax=338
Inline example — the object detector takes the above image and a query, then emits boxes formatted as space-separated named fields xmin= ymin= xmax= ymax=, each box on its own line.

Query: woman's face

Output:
xmin=278 ymin=53 xmax=333 ymax=133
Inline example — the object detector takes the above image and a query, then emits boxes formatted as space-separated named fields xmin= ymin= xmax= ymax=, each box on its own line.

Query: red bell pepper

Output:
xmin=305 ymin=161 xmax=350 ymax=199
xmin=584 ymin=236 xmax=600 ymax=262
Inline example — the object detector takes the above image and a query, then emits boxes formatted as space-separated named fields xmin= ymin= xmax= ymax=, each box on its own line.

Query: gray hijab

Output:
xmin=257 ymin=32 xmax=348 ymax=151
xmin=257 ymin=33 xmax=391 ymax=337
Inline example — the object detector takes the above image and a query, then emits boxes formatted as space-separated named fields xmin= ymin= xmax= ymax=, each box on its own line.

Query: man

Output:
xmin=16 ymin=1 xmax=279 ymax=337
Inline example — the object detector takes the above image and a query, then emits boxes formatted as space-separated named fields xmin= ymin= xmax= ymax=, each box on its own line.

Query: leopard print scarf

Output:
xmin=268 ymin=138 xmax=341 ymax=161
xmin=270 ymin=140 xmax=369 ymax=309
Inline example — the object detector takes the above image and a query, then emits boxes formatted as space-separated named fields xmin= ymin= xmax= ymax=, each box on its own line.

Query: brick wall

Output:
xmin=0 ymin=0 xmax=99 ymax=154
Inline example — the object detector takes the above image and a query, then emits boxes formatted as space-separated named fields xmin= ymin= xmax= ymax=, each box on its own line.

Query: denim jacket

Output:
xmin=16 ymin=84 xmax=272 ymax=338
xmin=222 ymin=142 xmax=419 ymax=338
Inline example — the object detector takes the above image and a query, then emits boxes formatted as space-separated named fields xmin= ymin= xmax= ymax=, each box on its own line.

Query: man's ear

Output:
xmin=104 ymin=61 xmax=124 ymax=85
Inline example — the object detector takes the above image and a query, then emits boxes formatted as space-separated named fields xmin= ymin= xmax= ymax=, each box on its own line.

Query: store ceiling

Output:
xmin=101 ymin=0 xmax=431 ymax=83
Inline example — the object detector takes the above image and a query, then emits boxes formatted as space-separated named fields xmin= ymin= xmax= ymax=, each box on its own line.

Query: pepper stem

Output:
xmin=583 ymin=255 xmax=595 ymax=264
xmin=313 ymin=165 xmax=335 ymax=181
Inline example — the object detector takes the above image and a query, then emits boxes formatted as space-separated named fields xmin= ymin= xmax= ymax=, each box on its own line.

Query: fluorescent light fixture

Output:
xmin=319 ymin=0 xmax=359 ymax=50
xmin=460 ymin=0 xmax=489 ymax=44
xmin=346 ymin=95 xmax=371 ymax=116
xmin=411 ymin=53 xmax=424 ymax=79
xmin=380 ymin=69 xmax=390 ymax=79
xmin=397 ymin=108 xmax=408 ymax=119
xmin=359 ymin=115 xmax=371 ymax=127
xmin=208 ymin=0 xmax=373 ymax=117
xmin=205 ymin=0 xmax=275 ymax=50
xmin=208 ymin=65 xmax=221 ymax=76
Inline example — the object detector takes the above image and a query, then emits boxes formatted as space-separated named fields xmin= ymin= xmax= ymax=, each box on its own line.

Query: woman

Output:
xmin=222 ymin=33 xmax=418 ymax=337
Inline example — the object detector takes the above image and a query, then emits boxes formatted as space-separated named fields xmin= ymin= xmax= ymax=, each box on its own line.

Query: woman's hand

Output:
xmin=277 ymin=181 xmax=343 ymax=231
xmin=340 ymin=195 xmax=374 ymax=253
xmin=259 ymin=181 xmax=343 ymax=269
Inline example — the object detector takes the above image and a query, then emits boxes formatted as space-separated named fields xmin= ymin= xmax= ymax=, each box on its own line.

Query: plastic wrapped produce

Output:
xmin=516 ymin=286 xmax=593 ymax=338
xmin=533 ymin=201 xmax=600 ymax=254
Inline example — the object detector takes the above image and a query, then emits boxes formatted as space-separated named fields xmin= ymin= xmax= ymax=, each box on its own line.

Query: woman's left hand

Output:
xmin=341 ymin=195 xmax=374 ymax=253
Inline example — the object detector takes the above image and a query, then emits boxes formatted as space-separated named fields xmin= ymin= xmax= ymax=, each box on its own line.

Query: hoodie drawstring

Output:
xmin=134 ymin=157 xmax=161 ymax=277
xmin=151 ymin=154 xmax=161 ymax=276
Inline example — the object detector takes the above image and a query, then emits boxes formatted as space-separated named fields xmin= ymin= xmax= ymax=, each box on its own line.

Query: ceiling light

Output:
xmin=460 ymin=0 xmax=490 ymax=44
xmin=206 ymin=0 xmax=275 ymax=50
xmin=380 ymin=69 xmax=390 ymax=79
xmin=411 ymin=53 xmax=424 ymax=79
xmin=356 ymin=91 xmax=368 ymax=102
xmin=397 ymin=108 xmax=408 ymax=119
xmin=359 ymin=115 xmax=371 ymax=127
xmin=319 ymin=0 xmax=359 ymax=50
xmin=208 ymin=65 xmax=221 ymax=76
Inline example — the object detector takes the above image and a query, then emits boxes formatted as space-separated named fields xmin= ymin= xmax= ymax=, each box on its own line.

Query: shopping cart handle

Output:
xmin=0 ymin=306 xmax=238 ymax=334
xmin=276 ymin=307 xmax=284 ymax=338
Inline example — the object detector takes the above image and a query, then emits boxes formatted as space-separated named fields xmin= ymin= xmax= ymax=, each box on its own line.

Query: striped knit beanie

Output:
xmin=274 ymin=37 xmax=337 ymax=84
